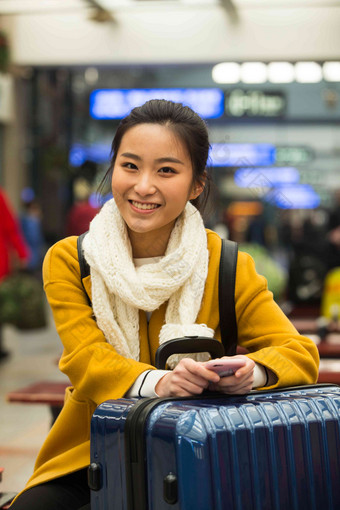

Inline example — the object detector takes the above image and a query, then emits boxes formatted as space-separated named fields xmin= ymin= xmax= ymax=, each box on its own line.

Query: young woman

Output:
xmin=11 ymin=100 xmax=319 ymax=509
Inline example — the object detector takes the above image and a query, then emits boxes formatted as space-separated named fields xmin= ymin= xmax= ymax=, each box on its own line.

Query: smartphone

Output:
xmin=205 ymin=358 xmax=246 ymax=377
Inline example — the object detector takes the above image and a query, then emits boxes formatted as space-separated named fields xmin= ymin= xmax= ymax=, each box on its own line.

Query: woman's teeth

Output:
xmin=131 ymin=201 xmax=159 ymax=210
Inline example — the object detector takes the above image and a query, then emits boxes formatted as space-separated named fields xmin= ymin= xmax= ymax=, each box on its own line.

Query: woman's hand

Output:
xmin=209 ymin=355 xmax=255 ymax=395
xmin=155 ymin=357 xmax=221 ymax=397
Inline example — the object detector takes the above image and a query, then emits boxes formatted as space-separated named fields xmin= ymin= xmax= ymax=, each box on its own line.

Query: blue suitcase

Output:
xmin=89 ymin=376 xmax=340 ymax=510
xmin=82 ymin=239 xmax=338 ymax=508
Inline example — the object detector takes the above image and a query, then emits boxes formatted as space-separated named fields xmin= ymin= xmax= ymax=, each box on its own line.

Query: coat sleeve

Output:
xmin=43 ymin=237 xmax=155 ymax=405
xmin=235 ymin=251 xmax=320 ymax=389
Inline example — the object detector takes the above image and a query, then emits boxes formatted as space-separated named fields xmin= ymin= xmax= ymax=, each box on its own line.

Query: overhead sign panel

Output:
xmin=265 ymin=184 xmax=320 ymax=209
xmin=234 ymin=167 xmax=300 ymax=188
xmin=210 ymin=143 xmax=276 ymax=167
xmin=90 ymin=88 xmax=225 ymax=119
xmin=275 ymin=146 xmax=314 ymax=165
xmin=225 ymin=89 xmax=286 ymax=118
xmin=69 ymin=143 xmax=111 ymax=167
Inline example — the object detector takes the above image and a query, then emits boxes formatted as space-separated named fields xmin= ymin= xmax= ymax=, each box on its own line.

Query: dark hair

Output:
xmin=98 ymin=99 xmax=214 ymax=215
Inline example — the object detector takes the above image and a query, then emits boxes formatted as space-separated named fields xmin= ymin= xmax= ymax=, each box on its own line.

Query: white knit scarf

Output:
xmin=83 ymin=198 xmax=214 ymax=367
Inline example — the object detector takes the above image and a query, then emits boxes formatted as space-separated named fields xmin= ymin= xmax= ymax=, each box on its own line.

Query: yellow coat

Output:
xmin=20 ymin=229 xmax=319 ymax=494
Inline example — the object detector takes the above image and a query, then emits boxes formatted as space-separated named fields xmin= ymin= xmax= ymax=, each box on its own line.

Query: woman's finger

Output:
xmin=212 ymin=368 xmax=255 ymax=394
xmin=176 ymin=358 xmax=220 ymax=384
xmin=171 ymin=372 xmax=209 ymax=391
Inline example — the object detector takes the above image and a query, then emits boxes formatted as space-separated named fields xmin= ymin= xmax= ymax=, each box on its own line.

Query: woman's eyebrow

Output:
xmin=155 ymin=157 xmax=184 ymax=165
xmin=120 ymin=153 xmax=184 ymax=165
xmin=120 ymin=152 xmax=141 ymax=160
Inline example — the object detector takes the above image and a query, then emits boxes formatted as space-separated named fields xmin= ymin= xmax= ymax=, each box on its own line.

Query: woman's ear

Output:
xmin=189 ymin=172 xmax=206 ymax=200
xmin=189 ymin=183 xmax=204 ymax=200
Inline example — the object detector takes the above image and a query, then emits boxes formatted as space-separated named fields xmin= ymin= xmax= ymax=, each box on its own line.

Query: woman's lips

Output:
xmin=129 ymin=200 xmax=161 ymax=211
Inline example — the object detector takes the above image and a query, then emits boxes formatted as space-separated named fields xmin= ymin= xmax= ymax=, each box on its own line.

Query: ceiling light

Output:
xmin=241 ymin=62 xmax=267 ymax=84
xmin=323 ymin=62 xmax=340 ymax=82
xmin=295 ymin=62 xmax=322 ymax=83
xmin=84 ymin=67 xmax=99 ymax=85
xmin=268 ymin=62 xmax=294 ymax=83
xmin=212 ymin=63 xmax=240 ymax=84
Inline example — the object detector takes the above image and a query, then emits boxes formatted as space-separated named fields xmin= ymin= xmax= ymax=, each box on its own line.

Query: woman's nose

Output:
xmin=134 ymin=172 xmax=156 ymax=196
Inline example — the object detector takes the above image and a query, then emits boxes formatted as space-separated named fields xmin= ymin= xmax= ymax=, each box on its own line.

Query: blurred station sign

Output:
xmin=90 ymin=88 xmax=225 ymax=120
xmin=225 ymin=89 xmax=286 ymax=118
xmin=210 ymin=143 xmax=276 ymax=167
xmin=275 ymin=146 xmax=314 ymax=165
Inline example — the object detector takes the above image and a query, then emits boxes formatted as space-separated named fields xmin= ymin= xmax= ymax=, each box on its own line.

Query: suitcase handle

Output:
xmin=155 ymin=336 xmax=225 ymax=369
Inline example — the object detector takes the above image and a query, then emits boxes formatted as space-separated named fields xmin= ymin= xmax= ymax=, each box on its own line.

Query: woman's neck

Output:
xmin=128 ymin=222 xmax=175 ymax=258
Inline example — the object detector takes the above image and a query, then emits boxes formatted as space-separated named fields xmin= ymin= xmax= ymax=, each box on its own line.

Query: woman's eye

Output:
xmin=122 ymin=162 xmax=137 ymax=170
xmin=159 ymin=167 xmax=175 ymax=174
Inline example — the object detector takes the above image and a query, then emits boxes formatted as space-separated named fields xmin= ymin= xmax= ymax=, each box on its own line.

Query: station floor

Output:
xmin=0 ymin=305 xmax=68 ymax=495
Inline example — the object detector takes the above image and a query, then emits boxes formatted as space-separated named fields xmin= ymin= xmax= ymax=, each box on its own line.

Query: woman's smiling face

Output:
xmin=111 ymin=123 xmax=203 ymax=255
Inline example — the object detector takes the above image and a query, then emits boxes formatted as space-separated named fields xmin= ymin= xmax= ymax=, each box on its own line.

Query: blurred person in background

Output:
xmin=20 ymin=188 xmax=45 ymax=278
xmin=66 ymin=177 xmax=100 ymax=236
xmin=0 ymin=186 xmax=29 ymax=359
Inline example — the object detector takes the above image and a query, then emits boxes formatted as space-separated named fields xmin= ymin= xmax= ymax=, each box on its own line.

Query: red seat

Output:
xmin=7 ymin=381 xmax=69 ymax=406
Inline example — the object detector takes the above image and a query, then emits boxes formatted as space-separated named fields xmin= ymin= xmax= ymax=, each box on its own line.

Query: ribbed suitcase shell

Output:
xmin=90 ymin=385 xmax=340 ymax=510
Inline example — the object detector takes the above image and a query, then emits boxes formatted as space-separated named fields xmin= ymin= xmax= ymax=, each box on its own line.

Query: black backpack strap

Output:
xmin=219 ymin=238 xmax=238 ymax=356
xmin=77 ymin=231 xmax=90 ymax=281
